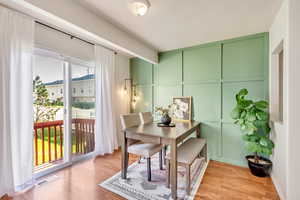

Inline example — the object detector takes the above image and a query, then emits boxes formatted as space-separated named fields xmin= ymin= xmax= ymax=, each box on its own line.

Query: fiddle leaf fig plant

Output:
xmin=231 ymin=89 xmax=274 ymax=163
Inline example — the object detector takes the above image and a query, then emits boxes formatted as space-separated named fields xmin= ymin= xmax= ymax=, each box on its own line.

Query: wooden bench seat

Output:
xmin=166 ymin=138 xmax=207 ymax=195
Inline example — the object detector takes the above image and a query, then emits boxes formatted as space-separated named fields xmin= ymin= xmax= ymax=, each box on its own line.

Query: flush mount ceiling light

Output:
xmin=128 ymin=0 xmax=151 ymax=16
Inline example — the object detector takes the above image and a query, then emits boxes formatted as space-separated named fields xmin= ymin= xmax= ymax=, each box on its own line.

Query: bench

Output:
xmin=165 ymin=138 xmax=207 ymax=195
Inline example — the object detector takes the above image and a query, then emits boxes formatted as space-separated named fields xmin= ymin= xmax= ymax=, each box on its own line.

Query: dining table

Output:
xmin=121 ymin=120 xmax=201 ymax=199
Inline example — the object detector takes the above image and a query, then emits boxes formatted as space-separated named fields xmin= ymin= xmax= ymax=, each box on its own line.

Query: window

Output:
xmin=81 ymin=89 xmax=84 ymax=94
xmin=60 ymin=88 xmax=63 ymax=94
xmin=73 ymin=88 xmax=76 ymax=93
xmin=270 ymin=40 xmax=284 ymax=122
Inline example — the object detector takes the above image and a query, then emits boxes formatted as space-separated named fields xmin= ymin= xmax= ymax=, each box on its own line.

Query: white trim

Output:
xmin=63 ymin=61 xmax=72 ymax=163
xmin=33 ymin=151 xmax=95 ymax=180
xmin=271 ymin=173 xmax=285 ymax=200
xmin=71 ymin=151 xmax=96 ymax=163
xmin=34 ymin=48 xmax=94 ymax=68
xmin=33 ymin=162 xmax=72 ymax=180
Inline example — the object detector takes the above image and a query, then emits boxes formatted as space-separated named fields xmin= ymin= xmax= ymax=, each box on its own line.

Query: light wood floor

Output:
xmin=4 ymin=150 xmax=279 ymax=200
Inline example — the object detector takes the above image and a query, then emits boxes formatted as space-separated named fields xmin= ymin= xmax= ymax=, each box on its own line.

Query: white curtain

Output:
xmin=0 ymin=6 xmax=34 ymax=196
xmin=94 ymin=45 xmax=118 ymax=155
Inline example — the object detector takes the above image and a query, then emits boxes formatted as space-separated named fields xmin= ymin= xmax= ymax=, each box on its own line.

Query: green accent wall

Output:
xmin=130 ymin=32 xmax=269 ymax=166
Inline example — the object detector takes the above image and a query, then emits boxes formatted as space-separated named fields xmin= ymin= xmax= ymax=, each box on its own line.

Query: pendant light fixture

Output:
xmin=128 ymin=0 xmax=151 ymax=16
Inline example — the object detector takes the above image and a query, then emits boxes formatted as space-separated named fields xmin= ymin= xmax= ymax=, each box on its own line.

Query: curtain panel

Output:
xmin=94 ymin=45 xmax=119 ymax=155
xmin=0 ymin=6 xmax=34 ymax=196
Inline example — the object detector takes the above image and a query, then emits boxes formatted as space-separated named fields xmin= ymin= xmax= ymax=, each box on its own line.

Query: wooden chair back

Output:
xmin=139 ymin=112 xmax=153 ymax=124
xmin=120 ymin=113 xmax=141 ymax=130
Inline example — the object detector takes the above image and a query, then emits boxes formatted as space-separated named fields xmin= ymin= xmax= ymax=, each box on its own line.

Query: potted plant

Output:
xmin=231 ymin=89 xmax=274 ymax=177
xmin=155 ymin=105 xmax=173 ymax=125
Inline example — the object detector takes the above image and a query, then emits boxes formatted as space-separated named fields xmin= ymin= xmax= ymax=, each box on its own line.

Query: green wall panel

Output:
xmin=133 ymin=85 xmax=153 ymax=112
xmin=223 ymin=37 xmax=265 ymax=81
xmin=130 ymin=32 xmax=268 ymax=167
xmin=153 ymin=64 xmax=158 ymax=85
xmin=200 ymin=122 xmax=221 ymax=160
xmin=157 ymin=85 xmax=182 ymax=107
xmin=184 ymin=45 xmax=221 ymax=84
xmin=157 ymin=51 xmax=182 ymax=85
xmin=222 ymin=81 xmax=266 ymax=122
xmin=130 ymin=58 xmax=153 ymax=85
xmin=222 ymin=123 xmax=248 ymax=166
xmin=184 ymin=83 xmax=221 ymax=122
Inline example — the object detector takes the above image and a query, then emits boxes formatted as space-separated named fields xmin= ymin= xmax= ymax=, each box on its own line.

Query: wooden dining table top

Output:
xmin=124 ymin=120 xmax=201 ymax=139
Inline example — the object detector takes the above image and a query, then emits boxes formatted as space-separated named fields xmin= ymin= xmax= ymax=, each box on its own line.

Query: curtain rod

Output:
xmin=36 ymin=21 xmax=117 ymax=54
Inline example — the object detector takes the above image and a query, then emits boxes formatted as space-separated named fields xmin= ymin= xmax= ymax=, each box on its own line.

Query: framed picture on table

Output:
xmin=172 ymin=96 xmax=192 ymax=121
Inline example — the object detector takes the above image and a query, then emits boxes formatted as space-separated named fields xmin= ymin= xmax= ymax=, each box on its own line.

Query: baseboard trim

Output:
xmin=271 ymin=173 xmax=285 ymax=200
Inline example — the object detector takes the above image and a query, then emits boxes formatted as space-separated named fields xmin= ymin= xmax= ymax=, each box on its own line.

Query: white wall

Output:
xmin=114 ymin=54 xmax=130 ymax=145
xmin=269 ymin=0 xmax=289 ymax=198
xmin=287 ymin=0 xmax=300 ymax=199
xmin=0 ymin=0 xmax=158 ymax=63
xmin=270 ymin=0 xmax=300 ymax=199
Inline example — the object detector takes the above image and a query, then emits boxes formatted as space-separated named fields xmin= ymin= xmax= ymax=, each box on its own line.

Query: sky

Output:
xmin=33 ymin=55 xmax=94 ymax=84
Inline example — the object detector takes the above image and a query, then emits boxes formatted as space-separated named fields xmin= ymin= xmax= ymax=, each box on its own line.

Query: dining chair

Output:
xmin=120 ymin=113 xmax=164 ymax=181
xmin=139 ymin=112 xmax=165 ymax=169
xmin=139 ymin=112 xmax=153 ymax=124
xmin=140 ymin=112 xmax=170 ymax=165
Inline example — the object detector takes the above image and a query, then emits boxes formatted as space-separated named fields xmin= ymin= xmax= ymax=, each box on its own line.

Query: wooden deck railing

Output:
xmin=34 ymin=118 xmax=95 ymax=167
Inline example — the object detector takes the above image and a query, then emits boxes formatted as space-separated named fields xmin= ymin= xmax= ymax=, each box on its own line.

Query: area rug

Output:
xmin=99 ymin=153 xmax=208 ymax=200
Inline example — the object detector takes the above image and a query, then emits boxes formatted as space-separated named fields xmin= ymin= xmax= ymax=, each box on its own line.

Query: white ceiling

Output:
xmin=77 ymin=0 xmax=283 ymax=52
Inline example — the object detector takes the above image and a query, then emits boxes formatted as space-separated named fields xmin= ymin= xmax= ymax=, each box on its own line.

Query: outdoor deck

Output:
xmin=33 ymin=119 xmax=95 ymax=169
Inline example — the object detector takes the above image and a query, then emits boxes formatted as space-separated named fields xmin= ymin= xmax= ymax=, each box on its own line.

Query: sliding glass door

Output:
xmin=33 ymin=49 xmax=95 ymax=173
xmin=33 ymin=52 xmax=65 ymax=170
xmin=71 ymin=62 xmax=95 ymax=160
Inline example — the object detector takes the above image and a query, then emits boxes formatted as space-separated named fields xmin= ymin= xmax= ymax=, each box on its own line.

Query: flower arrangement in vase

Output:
xmin=155 ymin=104 xmax=175 ymax=125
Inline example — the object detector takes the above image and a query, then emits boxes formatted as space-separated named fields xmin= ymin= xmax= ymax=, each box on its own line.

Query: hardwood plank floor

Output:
xmin=8 ymin=151 xmax=279 ymax=200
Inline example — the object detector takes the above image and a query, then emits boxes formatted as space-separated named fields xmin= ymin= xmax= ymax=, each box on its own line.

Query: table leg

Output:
xmin=121 ymin=132 xmax=128 ymax=179
xmin=170 ymin=140 xmax=177 ymax=199
xmin=196 ymin=124 xmax=201 ymax=138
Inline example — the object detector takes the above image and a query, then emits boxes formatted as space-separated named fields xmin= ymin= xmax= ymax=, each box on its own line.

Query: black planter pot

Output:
xmin=161 ymin=114 xmax=172 ymax=125
xmin=246 ymin=155 xmax=272 ymax=177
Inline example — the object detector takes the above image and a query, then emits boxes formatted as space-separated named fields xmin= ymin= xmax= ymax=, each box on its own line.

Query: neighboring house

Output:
xmin=45 ymin=74 xmax=95 ymax=102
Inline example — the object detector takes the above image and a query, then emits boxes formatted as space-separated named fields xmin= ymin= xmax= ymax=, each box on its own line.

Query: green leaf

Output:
xmin=238 ymin=89 xmax=248 ymax=97
xmin=247 ymin=142 xmax=260 ymax=154
xmin=260 ymin=123 xmax=271 ymax=135
xmin=242 ymin=134 xmax=250 ymax=141
xmin=239 ymin=99 xmax=253 ymax=108
xmin=259 ymin=137 xmax=269 ymax=147
xmin=241 ymin=124 xmax=247 ymax=130
xmin=255 ymin=100 xmax=268 ymax=110
xmin=230 ymin=107 xmax=240 ymax=119
xmin=238 ymin=118 xmax=245 ymax=125
xmin=256 ymin=111 xmax=268 ymax=121
xmin=243 ymin=134 xmax=260 ymax=142
xmin=246 ymin=112 xmax=256 ymax=121
xmin=241 ymin=111 xmax=247 ymax=118
xmin=262 ymin=147 xmax=272 ymax=156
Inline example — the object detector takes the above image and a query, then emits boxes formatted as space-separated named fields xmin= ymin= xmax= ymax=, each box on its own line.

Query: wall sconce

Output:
xmin=123 ymin=78 xmax=131 ymax=95
xmin=132 ymin=84 xmax=137 ymax=107
xmin=123 ymin=78 xmax=138 ymax=108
